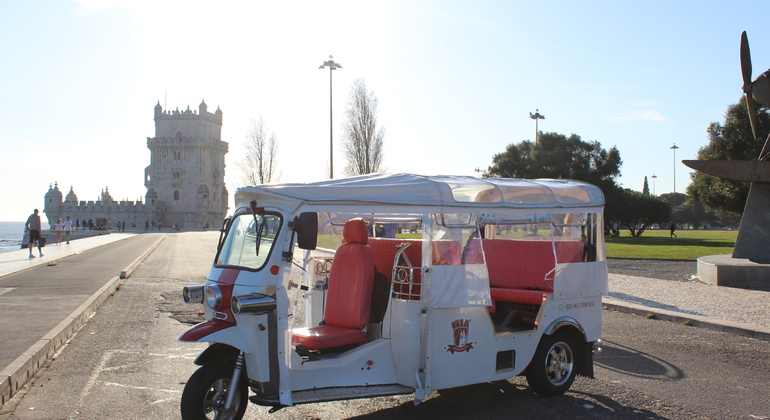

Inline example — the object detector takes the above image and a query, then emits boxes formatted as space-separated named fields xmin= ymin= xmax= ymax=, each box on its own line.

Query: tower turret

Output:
xmin=45 ymin=182 xmax=63 ymax=207
xmin=65 ymin=186 xmax=78 ymax=205
xmin=101 ymin=187 xmax=114 ymax=204
xmin=44 ymin=182 xmax=64 ymax=225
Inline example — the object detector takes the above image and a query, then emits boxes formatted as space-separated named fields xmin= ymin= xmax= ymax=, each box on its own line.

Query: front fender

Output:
xmin=178 ymin=319 xmax=251 ymax=354
xmin=194 ymin=343 xmax=241 ymax=366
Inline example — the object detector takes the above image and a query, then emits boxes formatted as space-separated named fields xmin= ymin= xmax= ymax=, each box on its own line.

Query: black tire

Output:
xmin=181 ymin=363 xmax=248 ymax=420
xmin=525 ymin=331 xmax=577 ymax=396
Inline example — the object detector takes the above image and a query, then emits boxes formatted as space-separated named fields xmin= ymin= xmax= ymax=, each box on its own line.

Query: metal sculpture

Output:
xmin=683 ymin=31 xmax=770 ymax=264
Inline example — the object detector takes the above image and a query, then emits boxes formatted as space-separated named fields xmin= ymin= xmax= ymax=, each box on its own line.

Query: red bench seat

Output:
xmin=478 ymin=238 xmax=584 ymax=306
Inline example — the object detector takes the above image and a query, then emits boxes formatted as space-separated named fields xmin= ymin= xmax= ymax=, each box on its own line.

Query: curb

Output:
xmin=602 ymin=299 xmax=770 ymax=342
xmin=0 ymin=235 xmax=166 ymax=408
xmin=120 ymin=235 xmax=166 ymax=279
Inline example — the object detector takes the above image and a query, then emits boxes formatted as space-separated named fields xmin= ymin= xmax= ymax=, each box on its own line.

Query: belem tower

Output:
xmin=43 ymin=100 xmax=229 ymax=230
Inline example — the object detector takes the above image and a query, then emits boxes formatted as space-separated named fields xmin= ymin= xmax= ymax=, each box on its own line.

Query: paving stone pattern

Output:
xmin=607 ymin=259 xmax=770 ymax=329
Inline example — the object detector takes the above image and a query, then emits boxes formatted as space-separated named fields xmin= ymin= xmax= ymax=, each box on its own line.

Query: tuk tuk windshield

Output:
xmin=216 ymin=212 xmax=282 ymax=271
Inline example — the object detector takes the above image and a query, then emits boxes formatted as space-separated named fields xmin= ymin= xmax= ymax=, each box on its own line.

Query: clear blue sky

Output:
xmin=3 ymin=0 xmax=769 ymax=221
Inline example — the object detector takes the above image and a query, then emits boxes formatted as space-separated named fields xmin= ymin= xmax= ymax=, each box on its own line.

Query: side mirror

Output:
xmin=296 ymin=212 xmax=318 ymax=250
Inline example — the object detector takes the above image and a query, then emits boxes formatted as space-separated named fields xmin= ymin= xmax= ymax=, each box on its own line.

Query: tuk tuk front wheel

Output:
xmin=181 ymin=363 xmax=248 ymax=420
xmin=525 ymin=331 xmax=577 ymax=396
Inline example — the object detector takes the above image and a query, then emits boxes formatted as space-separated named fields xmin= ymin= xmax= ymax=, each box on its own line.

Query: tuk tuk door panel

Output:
xmin=386 ymin=299 xmax=422 ymax=388
xmin=427 ymin=306 xmax=501 ymax=389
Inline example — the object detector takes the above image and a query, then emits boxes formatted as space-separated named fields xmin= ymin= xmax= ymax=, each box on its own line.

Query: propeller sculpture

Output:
xmin=683 ymin=31 xmax=770 ymax=264
xmin=741 ymin=31 xmax=770 ymax=145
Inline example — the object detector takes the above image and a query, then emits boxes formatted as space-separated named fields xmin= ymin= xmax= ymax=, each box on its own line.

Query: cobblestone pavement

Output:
xmin=605 ymin=259 xmax=770 ymax=336
xmin=607 ymin=273 xmax=770 ymax=328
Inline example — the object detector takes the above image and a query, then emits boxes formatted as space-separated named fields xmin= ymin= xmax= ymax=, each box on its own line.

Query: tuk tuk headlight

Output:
xmin=205 ymin=285 xmax=223 ymax=310
xmin=183 ymin=285 xmax=204 ymax=304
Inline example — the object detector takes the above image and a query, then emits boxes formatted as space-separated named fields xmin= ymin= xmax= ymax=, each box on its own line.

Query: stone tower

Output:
xmin=145 ymin=100 xmax=229 ymax=228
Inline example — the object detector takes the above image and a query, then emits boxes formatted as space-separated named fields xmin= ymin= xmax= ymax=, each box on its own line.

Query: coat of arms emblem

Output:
xmin=446 ymin=319 xmax=474 ymax=354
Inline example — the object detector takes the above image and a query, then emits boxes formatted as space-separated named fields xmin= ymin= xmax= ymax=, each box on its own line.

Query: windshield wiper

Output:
xmin=250 ymin=200 xmax=263 ymax=256
xmin=255 ymin=219 xmax=265 ymax=256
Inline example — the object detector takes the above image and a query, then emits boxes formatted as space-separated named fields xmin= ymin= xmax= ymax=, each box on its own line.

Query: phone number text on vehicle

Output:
xmin=558 ymin=301 xmax=595 ymax=311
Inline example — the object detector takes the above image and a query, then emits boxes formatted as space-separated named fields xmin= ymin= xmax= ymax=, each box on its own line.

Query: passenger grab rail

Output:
xmin=391 ymin=242 xmax=419 ymax=300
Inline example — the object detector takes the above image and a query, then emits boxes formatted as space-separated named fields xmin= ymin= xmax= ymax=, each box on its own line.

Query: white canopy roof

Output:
xmin=234 ymin=173 xmax=605 ymax=213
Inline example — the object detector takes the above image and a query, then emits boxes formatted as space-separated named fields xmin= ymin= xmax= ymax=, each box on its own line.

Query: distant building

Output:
xmin=43 ymin=100 xmax=229 ymax=230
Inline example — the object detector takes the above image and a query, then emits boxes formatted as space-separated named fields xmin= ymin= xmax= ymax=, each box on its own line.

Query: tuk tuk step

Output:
xmin=250 ymin=384 xmax=415 ymax=406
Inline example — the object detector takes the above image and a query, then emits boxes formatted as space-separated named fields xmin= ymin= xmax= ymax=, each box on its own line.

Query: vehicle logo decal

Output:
xmin=447 ymin=319 xmax=474 ymax=354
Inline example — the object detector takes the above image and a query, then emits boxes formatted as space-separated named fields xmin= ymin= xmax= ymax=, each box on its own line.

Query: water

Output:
xmin=0 ymin=221 xmax=25 ymax=253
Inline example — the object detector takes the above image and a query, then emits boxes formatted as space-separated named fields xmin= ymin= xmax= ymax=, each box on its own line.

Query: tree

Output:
xmin=341 ymin=78 xmax=385 ymax=176
xmin=658 ymin=192 xmax=688 ymax=211
xmin=487 ymin=132 xmax=623 ymax=225
xmin=487 ymin=132 xmax=622 ymax=186
xmin=687 ymin=96 xmax=770 ymax=215
xmin=642 ymin=176 xmax=650 ymax=196
xmin=238 ymin=117 xmax=278 ymax=185
xmin=615 ymin=189 xmax=671 ymax=237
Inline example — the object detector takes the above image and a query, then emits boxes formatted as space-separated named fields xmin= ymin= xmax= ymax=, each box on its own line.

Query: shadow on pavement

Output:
xmin=341 ymin=379 xmax=671 ymax=420
xmin=595 ymin=340 xmax=685 ymax=381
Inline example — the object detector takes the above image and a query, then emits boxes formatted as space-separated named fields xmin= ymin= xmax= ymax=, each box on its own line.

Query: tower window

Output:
xmin=174 ymin=191 xmax=180 ymax=200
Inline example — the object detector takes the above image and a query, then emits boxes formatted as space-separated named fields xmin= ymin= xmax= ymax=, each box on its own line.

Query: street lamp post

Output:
xmin=670 ymin=144 xmax=679 ymax=209
xmin=319 ymin=55 xmax=342 ymax=179
xmin=651 ymin=174 xmax=657 ymax=196
xmin=529 ymin=109 xmax=545 ymax=142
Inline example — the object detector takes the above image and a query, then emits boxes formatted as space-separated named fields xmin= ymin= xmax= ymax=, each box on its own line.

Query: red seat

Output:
xmin=478 ymin=239 xmax=585 ymax=307
xmin=292 ymin=219 xmax=375 ymax=350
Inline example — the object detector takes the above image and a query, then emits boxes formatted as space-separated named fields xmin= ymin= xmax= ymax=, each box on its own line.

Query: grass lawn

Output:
xmin=606 ymin=229 xmax=737 ymax=260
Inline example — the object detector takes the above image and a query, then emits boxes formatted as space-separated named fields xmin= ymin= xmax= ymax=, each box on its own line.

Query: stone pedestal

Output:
xmin=697 ymin=254 xmax=770 ymax=291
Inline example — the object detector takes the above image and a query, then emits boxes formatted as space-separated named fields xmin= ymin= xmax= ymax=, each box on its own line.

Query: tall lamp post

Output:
xmin=529 ymin=109 xmax=545 ymax=142
xmin=651 ymin=174 xmax=657 ymax=196
xmin=319 ymin=55 xmax=342 ymax=179
xmin=670 ymin=143 xmax=679 ymax=209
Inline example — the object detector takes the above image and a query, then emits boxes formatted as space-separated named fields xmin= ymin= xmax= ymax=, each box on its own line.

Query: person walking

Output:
xmin=669 ymin=221 xmax=677 ymax=238
xmin=25 ymin=209 xmax=44 ymax=258
xmin=54 ymin=218 xmax=63 ymax=244
xmin=63 ymin=216 xmax=73 ymax=244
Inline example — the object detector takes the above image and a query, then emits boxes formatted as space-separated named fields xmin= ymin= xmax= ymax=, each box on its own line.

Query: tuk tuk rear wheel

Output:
xmin=525 ymin=331 xmax=577 ymax=396
xmin=181 ymin=363 xmax=248 ymax=420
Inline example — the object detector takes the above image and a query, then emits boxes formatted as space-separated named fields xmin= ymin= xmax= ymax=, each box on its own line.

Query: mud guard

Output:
xmin=194 ymin=343 xmax=241 ymax=366
xmin=576 ymin=341 xmax=594 ymax=378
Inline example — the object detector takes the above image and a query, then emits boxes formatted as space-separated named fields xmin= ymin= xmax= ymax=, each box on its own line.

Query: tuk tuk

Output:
xmin=179 ymin=173 xmax=607 ymax=419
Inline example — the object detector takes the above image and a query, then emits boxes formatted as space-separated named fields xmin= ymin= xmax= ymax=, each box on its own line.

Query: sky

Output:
xmin=3 ymin=0 xmax=770 ymax=221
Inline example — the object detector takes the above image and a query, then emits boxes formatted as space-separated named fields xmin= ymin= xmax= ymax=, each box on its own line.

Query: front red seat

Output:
xmin=292 ymin=218 xmax=375 ymax=350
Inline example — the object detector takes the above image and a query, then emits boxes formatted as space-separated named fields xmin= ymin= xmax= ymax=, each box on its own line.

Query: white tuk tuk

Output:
xmin=179 ymin=173 xmax=607 ymax=419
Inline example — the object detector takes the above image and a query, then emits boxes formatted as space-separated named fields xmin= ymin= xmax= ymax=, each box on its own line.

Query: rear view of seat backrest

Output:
xmin=482 ymin=239 xmax=585 ymax=292
xmin=368 ymin=238 xmax=423 ymax=299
